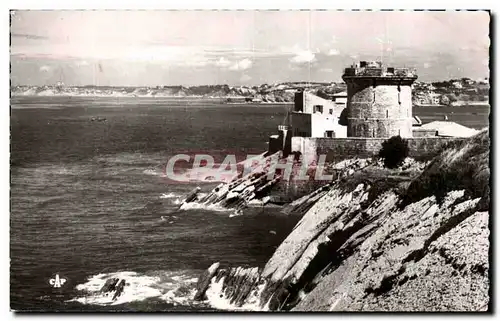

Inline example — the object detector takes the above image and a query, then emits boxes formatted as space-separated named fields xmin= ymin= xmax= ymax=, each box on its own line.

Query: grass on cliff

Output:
xmin=401 ymin=129 xmax=490 ymax=209
xmin=339 ymin=166 xmax=420 ymax=205
xmin=337 ymin=129 xmax=490 ymax=210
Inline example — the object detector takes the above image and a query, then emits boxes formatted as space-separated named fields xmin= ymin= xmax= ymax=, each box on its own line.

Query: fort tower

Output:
xmin=342 ymin=61 xmax=418 ymax=138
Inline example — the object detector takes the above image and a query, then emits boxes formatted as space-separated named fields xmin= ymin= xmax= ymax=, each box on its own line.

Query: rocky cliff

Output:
xmin=193 ymin=129 xmax=490 ymax=311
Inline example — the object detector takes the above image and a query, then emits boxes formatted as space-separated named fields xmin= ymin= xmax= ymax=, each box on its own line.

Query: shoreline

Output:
xmin=225 ymin=102 xmax=293 ymax=105
xmin=192 ymin=130 xmax=490 ymax=311
xmin=12 ymin=95 xmax=489 ymax=107
xmin=11 ymin=94 xmax=220 ymax=99
xmin=415 ymin=102 xmax=490 ymax=107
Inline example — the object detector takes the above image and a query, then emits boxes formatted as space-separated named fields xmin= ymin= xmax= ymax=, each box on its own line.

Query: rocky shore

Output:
xmin=192 ymin=129 xmax=490 ymax=311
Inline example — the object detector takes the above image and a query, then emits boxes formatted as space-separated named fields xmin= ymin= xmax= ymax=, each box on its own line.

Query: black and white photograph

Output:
xmin=9 ymin=9 xmax=491 ymax=312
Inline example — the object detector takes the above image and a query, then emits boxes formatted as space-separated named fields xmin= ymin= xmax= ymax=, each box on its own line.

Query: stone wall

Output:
xmin=413 ymin=128 xmax=439 ymax=138
xmin=346 ymin=78 xmax=414 ymax=138
xmin=269 ymin=178 xmax=327 ymax=204
xmin=291 ymin=136 xmax=466 ymax=163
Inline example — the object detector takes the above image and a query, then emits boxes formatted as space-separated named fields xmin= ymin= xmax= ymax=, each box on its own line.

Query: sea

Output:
xmin=10 ymin=96 xmax=490 ymax=311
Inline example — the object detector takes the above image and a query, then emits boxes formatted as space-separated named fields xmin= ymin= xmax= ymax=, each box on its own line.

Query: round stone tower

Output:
xmin=342 ymin=61 xmax=418 ymax=138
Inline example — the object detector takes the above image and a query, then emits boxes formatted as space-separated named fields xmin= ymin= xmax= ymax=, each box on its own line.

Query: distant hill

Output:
xmin=11 ymin=78 xmax=489 ymax=106
xmin=10 ymin=83 xmax=344 ymax=102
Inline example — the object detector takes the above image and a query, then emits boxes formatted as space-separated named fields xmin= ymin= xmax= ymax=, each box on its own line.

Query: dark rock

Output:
xmin=194 ymin=262 xmax=220 ymax=301
xmin=112 ymin=279 xmax=126 ymax=301
xmin=99 ymin=278 xmax=119 ymax=294
xmin=184 ymin=187 xmax=201 ymax=204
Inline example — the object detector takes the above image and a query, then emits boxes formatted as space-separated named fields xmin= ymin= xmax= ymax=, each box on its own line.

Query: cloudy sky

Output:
xmin=10 ymin=10 xmax=490 ymax=86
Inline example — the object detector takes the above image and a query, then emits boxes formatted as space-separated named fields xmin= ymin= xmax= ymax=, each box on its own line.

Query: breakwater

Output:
xmin=291 ymin=136 xmax=466 ymax=162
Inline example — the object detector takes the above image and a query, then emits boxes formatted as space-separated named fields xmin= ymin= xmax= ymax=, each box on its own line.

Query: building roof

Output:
xmin=333 ymin=91 xmax=348 ymax=97
xmin=420 ymin=121 xmax=479 ymax=137
xmin=343 ymin=61 xmax=418 ymax=79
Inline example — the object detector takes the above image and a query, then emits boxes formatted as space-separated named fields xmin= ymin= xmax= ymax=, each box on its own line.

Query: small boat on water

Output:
xmin=91 ymin=116 xmax=107 ymax=122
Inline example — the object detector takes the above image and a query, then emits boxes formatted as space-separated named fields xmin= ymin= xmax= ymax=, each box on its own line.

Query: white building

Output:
xmin=288 ymin=91 xmax=347 ymax=138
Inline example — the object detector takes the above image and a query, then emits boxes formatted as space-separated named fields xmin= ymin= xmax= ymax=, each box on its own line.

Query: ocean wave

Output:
xmin=69 ymin=270 xmax=200 ymax=307
xmin=28 ymin=164 xmax=92 ymax=177
xmin=143 ymin=169 xmax=165 ymax=177
xmin=204 ymin=276 xmax=268 ymax=311
xmin=180 ymin=169 xmax=238 ymax=183
xmin=159 ymin=192 xmax=185 ymax=206
xmin=178 ymin=201 xmax=234 ymax=214
xmin=228 ymin=210 xmax=244 ymax=218
xmin=159 ymin=192 xmax=182 ymax=199
xmin=94 ymin=153 xmax=163 ymax=166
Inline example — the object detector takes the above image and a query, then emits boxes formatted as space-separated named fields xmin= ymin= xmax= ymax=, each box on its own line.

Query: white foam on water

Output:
xmin=160 ymin=192 xmax=182 ymax=199
xmin=179 ymin=201 xmax=233 ymax=213
xmin=70 ymin=271 xmax=161 ymax=306
xmin=159 ymin=274 xmax=200 ymax=307
xmin=159 ymin=192 xmax=185 ymax=206
xmin=183 ymin=167 xmax=238 ymax=183
xmin=204 ymin=276 xmax=268 ymax=311
xmin=143 ymin=169 xmax=165 ymax=177
xmin=69 ymin=270 xmax=201 ymax=307
xmin=228 ymin=210 xmax=243 ymax=218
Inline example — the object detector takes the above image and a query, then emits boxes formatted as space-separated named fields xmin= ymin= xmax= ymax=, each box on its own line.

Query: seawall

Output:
xmin=291 ymin=136 xmax=465 ymax=162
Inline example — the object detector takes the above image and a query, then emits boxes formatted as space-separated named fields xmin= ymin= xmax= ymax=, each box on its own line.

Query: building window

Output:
xmin=386 ymin=110 xmax=389 ymax=118
xmin=314 ymin=105 xmax=323 ymax=113
xmin=325 ymin=131 xmax=334 ymax=138
xmin=329 ymin=109 xmax=333 ymax=115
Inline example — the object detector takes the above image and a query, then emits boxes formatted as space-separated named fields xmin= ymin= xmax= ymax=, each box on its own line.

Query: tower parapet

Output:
xmin=342 ymin=61 xmax=418 ymax=138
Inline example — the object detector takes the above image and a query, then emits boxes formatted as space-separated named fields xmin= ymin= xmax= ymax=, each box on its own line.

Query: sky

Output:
xmin=10 ymin=10 xmax=490 ymax=87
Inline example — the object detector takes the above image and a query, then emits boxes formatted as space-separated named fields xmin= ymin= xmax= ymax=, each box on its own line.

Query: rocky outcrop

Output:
xmin=194 ymin=262 xmax=220 ymax=301
xmin=180 ymin=154 xmax=374 ymax=212
xmin=99 ymin=277 xmax=127 ymax=301
xmin=294 ymin=190 xmax=488 ymax=311
xmin=193 ymin=130 xmax=490 ymax=311
xmin=179 ymin=152 xmax=283 ymax=212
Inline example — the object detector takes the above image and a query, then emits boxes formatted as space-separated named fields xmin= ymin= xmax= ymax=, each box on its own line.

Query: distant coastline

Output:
xmin=414 ymin=102 xmax=490 ymax=107
xmin=11 ymin=77 xmax=490 ymax=107
xmin=225 ymin=102 xmax=293 ymax=105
